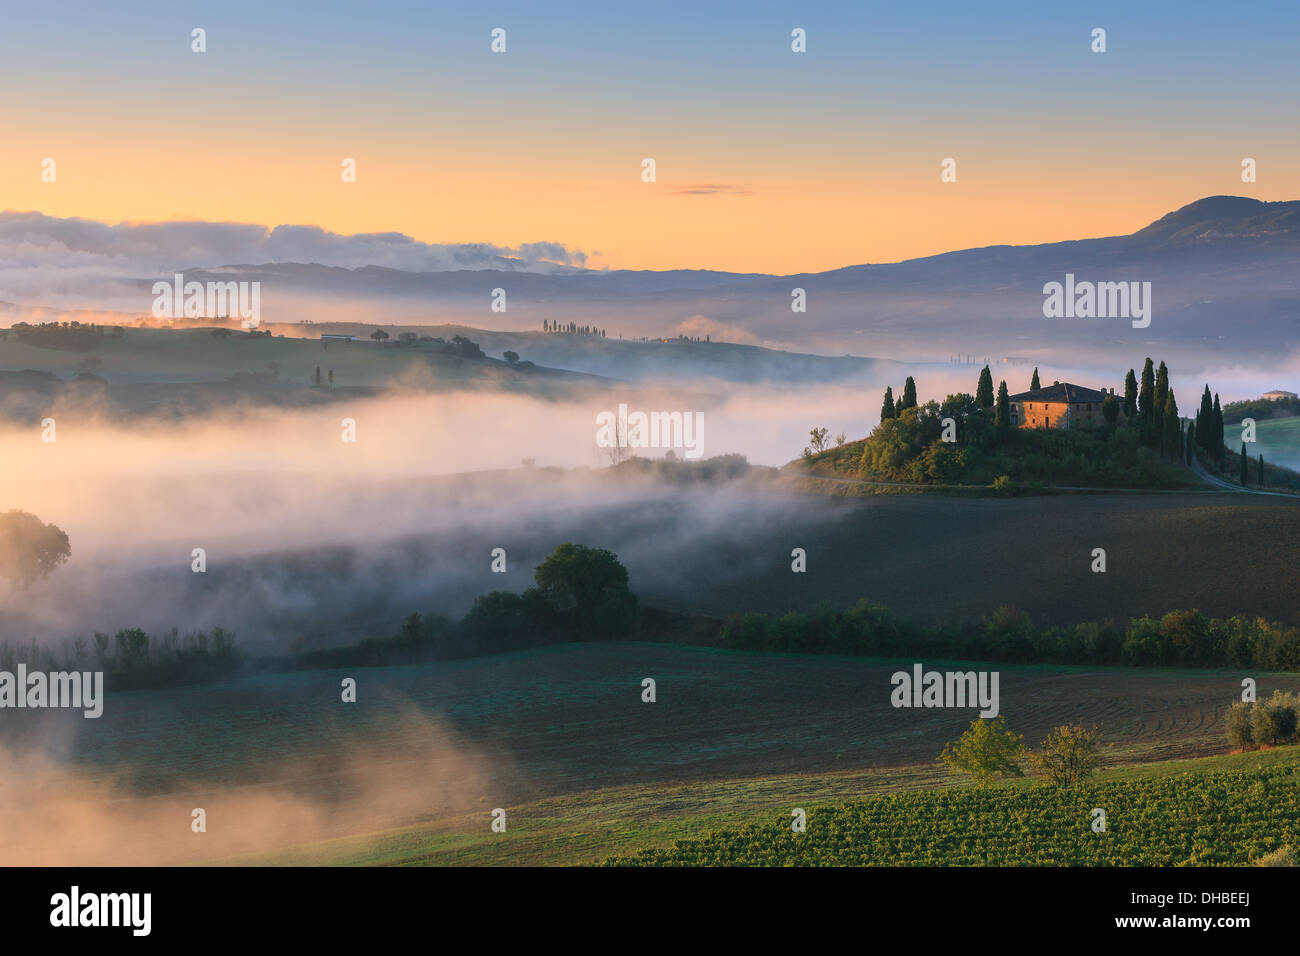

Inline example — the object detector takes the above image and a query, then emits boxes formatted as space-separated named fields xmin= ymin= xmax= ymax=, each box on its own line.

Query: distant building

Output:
xmin=320 ymin=334 xmax=355 ymax=342
xmin=1263 ymin=389 xmax=1297 ymax=401
xmin=1007 ymin=381 xmax=1116 ymax=430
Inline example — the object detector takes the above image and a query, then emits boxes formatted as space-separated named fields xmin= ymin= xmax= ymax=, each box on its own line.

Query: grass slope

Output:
xmin=608 ymin=748 xmax=1300 ymax=866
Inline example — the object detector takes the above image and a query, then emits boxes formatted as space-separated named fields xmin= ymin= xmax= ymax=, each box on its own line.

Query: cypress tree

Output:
xmin=901 ymin=376 xmax=917 ymax=411
xmin=881 ymin=386 xmax=895 ymax=421
xmin=1138 ymin=359 xmax=1155 ymax=439
xmin=1213 ymin=394 xmax=1224 ymax=461
xmin=976 ymin=365 xmax=994 ymax=408
xmin=995 ymin=380 xmax=1011 ymax=435
xmin=1240 ymin=443 xmax=1249 ymax=484
xmin=1197 ymin=385 xmax=1213 ymax=451
xmin=1162 ymin=391 xmax=1179 ymax=459
xmin=1185 ymin=420 xmax=1195 ymax=464
xmin=1153 ymin=362 xmax=1169 ymax=440
xmin=1258 ymin=453 xmax=1265 ymax=487
xmin=1030 ymin=367 xmax=1041 ymax=391
xmin=1123 ymin=369 xmax=1138 ymax=421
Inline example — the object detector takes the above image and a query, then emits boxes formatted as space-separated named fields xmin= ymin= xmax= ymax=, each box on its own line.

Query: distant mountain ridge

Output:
xmin=7 ymin=197 xmax=1298 ymax=364
xmin=155 ymin=197 xmax=1300 ymax=288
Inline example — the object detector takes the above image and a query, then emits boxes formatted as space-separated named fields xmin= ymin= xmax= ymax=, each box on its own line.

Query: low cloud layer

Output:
xmin=0 ymin=210 xmax=591 ymax=307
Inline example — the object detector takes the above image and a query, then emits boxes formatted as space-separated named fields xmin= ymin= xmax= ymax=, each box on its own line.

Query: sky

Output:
xmin=2 ymin=0 xmax=1299 ymax=274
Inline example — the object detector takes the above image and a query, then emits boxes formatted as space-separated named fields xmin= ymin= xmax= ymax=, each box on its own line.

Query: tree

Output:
xmin=900 ymin=376 xmax=917 ymax=411
xmin=1225 ymin=701 xmax=1255 ymax=750
xmin=1213 ymin=393 xmax=1224 ymax=461
xmin=1161 ymin=390 xmax=1179 ymax=459
xmin=1123 ymin=369 xmax=1138 ymax=420
xmin=806 ymin=426 xmax=830 ymax=455
xmin=940 ymin=715 xmax=1025 ymax=786
xmin=995 ymin=380 xmax=1011 ymax=435
xmin=880 ymin=386 xmax=895 ymax=421
xmin=975 ymin=365 xmax=994 ymax=409
xmin=1185 ymin=420 xmax=1195 ymax=464
xmin=0 ymin=510 xmax=71 ymax=587
xmin=328 ymin=369 xmax=334 ymax=386
xmin=1241 ymin=442 xmax=1249 ymax=484
xmin=1102 ymin=393 xmax=1119 ymax=425
xmin=1153 ymin=361 xmax=1169 ymax=432
xmin=1251 ymin=691 xmax=1299 ymax=746
xmin=314 ymin=365 xmax=321 ymax=385
xmin=1258 ymin=453 xmax=1265 ymax=487
xmin=370 ymin=329 xmax=389 ymax=341
xmin=1138 ymin=358 xmax=1155 ymax=441
xmin=1030 ymin=367 xmax=1041 ymax=391
xmin=1198 ymin=385 xmax=1213 ymax=451
xmin=1030 ymin=724 xmax=1102 ymax=786
xmin=533 ymin=543 xmax=636 ymax=641
xmin=503 ymin=350 xmax=519 ymax=364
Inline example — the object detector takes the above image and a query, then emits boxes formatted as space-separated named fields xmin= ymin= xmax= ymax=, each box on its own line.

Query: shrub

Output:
xmin=1252 ymin=691 xmax=1300 ymax=746
xmin=1030 ymin=724 xmax=1103 ymax=786
xmin=1256 ymin=845 xmax=1297 ymax=867
xmin=1225 ymin=700 xmax=1256 ymax=750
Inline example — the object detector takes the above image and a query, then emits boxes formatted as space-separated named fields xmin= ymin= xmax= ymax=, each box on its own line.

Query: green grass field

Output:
xmin=1256 ymin=416 xmax=1300 ymax=472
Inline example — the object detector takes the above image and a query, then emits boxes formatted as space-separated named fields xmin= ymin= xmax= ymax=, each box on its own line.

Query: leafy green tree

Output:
xmin=880 ymin=385 xmax=895 ymax=421
xmin=370 ymin=329 xmax=389 ymax=341
xmin=1102 ymin=393 xmax=1119 ymax=425
xmin=995 ymin=380 xmax=1011 ymax=436
xmin=805 ymin=426 xmax=830 ymax=455
xmin=0 ymin=510 xmax=70 ymax=587
xmin=1030 ymin=367 xmax=1041 ymax=391
xmin=900 ymin=376 xmax=917 ymax=411
xmin=503 ymin=350 xmax=519 ymax=364
xmin=1030 ymin=724 xmax=1102 ymax=786
xmin=976 ymin=365 xmax=994 ymax=409
xmin=1123 ymin=369 xmax=1138 ymax=420
xmin=533 ymin=543 xmax=637 ymax=641
xmin=1251 ymin=691 xmax=1299 ymax=746
xmin=941 ymin=715 xmax=1025 ymax=786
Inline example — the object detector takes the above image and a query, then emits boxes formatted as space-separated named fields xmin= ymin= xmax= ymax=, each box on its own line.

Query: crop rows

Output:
xmin=607 ymin=765 xmax=1300 ymax=866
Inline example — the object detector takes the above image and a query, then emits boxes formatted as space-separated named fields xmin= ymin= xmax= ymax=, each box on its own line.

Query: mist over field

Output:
xmin=2 ymin=345 xmax=1297 ymax=649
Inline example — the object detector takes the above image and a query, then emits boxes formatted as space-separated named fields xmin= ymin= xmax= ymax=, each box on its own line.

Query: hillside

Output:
xmin=608 ymin=754 xmax=1300 ymax=866
xmin=63 ymin=195 xmax=1300 ymax=364
xmin=0 ymin=325 xmax=612 ymax=421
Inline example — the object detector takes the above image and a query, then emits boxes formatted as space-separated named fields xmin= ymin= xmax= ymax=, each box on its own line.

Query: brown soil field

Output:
xmin=631 ymin=491 xmax=1300 ymax=627
xmin=19 ymin=643 xmax=1293 ymax=806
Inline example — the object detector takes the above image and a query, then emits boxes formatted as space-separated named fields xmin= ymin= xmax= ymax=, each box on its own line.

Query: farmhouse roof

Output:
xmin=1007 ymin=382 xmax=1110 ymax=403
